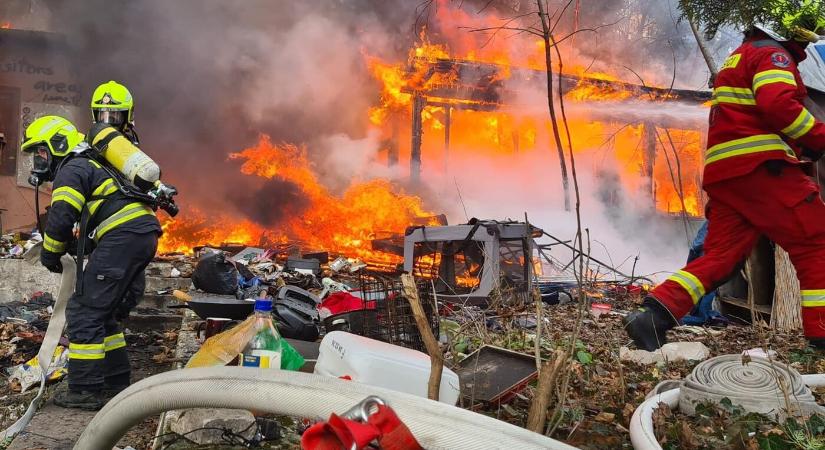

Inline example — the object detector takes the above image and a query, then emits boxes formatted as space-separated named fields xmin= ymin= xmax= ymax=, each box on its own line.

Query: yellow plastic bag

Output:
xmin=186 ymin=317 xmax=305 ymax=370
xmin=186 ymin=317 xmax=258 ymax=368
xmin=9 ymin=346 xmax=68 ymax=392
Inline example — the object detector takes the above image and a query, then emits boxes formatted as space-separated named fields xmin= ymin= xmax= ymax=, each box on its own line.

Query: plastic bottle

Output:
xmin=239 ymin=299 xmax=283 ymax=369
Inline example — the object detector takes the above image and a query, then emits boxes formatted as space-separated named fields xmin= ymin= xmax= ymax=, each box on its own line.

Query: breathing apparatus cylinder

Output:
xmin=87 ymin=123 xmax=179 ymax=216
xmin=88 ymin=123 xmax=159 ymax=192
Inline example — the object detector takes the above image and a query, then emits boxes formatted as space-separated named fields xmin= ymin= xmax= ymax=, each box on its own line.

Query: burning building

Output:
xmin=4 ymin=0 xmax=755 ymax=278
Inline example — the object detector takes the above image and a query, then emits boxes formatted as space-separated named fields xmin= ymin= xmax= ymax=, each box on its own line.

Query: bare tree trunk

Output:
xmin=526 ymin=349 xmax=566 ymax=433
xmin=401 ymin=273 xmax=443 ymax=401
xmin=688 ymin=18 xmax=718 ymax=81
xmin=537 ymin=0 xmax=571 ymax=211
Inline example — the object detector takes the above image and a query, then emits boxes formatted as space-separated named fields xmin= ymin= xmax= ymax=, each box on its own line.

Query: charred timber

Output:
xmin=405 ymin=57 xmax=711 ymax=104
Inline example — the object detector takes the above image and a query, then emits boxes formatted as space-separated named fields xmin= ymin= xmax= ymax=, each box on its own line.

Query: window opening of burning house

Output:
xmin=412 ymin=239 xmax=486 ymax=295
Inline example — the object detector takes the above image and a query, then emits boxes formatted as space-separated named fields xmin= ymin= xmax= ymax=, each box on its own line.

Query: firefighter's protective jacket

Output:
xmin=705 ymin=36 xmax=825 ymax=185
xmin=42 ymin=157 xmax=162 ymax=258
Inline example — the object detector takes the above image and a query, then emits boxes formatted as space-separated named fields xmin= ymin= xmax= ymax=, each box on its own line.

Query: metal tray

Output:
xmin=456 ymin=345 xmax=538 ymax=404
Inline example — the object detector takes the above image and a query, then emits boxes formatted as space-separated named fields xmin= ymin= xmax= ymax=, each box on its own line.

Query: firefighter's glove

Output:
xmin=40 ymin=251 xmax=63 ymax=274
xmin=114 ymin=295 xmax=137 ymax=321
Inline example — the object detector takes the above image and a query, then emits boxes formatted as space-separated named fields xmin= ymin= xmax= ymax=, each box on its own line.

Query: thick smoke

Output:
xmin=26 ymin=0 xmax=726 ymax=278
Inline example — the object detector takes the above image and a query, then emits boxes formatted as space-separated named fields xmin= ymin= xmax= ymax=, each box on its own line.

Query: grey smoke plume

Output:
xmin=24 ymin=0 xmax=724 ymax=277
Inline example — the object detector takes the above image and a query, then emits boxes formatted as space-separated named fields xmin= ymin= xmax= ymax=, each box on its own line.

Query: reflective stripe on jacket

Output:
xmin=43 ymin=157 xmax=161 ymax=255
xmin=704 ymin=37 xmax=825 ymax=185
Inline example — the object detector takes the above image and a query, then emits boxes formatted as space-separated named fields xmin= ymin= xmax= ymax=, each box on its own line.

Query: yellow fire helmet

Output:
xmin=21 ymin=115 xmax=86 ymax=183
xmin=21 ymin=115 xmax=84 ymax=157
xmin=90 ymin=80 xmax=134 ymax=128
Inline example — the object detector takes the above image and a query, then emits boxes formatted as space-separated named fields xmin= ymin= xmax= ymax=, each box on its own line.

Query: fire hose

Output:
xmin=0 ymin=252 xmax=75 ymax=443
xmin=75 ymin=367 xmax=577 ymax=450
xmin=629 ymin=355 xmax=825 ymax=450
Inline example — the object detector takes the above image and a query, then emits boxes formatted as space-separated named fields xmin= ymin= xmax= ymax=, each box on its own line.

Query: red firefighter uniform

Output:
xmin=650 ymin=34 xmax=825 ymax=340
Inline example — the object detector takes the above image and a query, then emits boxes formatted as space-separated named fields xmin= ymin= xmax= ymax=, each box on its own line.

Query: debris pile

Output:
xmin=0 ymin=232 xmax=40 ymax=260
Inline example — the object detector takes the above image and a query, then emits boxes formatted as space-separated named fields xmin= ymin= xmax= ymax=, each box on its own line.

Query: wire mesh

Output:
xmin=321 ymin=272 xmax=439 ymax=352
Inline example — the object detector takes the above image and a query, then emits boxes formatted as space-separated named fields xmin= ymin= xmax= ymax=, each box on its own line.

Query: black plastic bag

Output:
xmin=192 ymin=252 xmax=239 ymax=295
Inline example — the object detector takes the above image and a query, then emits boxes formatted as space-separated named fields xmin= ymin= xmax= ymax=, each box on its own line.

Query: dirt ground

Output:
xmin=0 ymin=321 xmax=179 ymax=450
xmin=441 ymin=292 xmax=824 ymax=450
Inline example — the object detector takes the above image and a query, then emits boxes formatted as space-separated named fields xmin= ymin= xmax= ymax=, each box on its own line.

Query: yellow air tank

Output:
xmin=88 ymin=123 xmax=160 ymax=192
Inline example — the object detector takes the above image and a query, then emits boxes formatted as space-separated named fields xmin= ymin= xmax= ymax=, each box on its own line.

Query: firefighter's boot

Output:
xmin=53 ymin=385 xmax=104 ymax=411
xmin=809 ymin=338 xmax=825 ymax=350
xmin=623 ymin=296 xmax=678 ymax=351
xmin=103 ymin=373 xmax=130 ymax=401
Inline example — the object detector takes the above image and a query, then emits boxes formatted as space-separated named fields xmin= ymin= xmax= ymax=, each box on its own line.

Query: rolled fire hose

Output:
xmin=0 ymin=252 xmax=76 ymax=442
xmin=75 ymin=367 xmax=577 ymax=450
xmin=630 ymin=355 xmax=825 ymax=450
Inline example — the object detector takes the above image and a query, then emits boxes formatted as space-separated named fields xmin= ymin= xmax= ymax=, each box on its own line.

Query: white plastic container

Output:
xmin=314 ymin=331 xmax=461 ymax=405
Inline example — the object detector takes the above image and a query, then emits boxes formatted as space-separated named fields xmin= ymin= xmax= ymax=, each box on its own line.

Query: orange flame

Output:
xmin=158 ymin=136 xmax=439 ymax=262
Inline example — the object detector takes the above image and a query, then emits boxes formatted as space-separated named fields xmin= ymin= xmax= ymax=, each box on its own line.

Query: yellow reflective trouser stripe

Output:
xmin=711 ymin=86 xmax=755 ymax=105
xmin=801 ymin=290 xmax=825 ymax=307
xmin=104 ymin=333 xmax=126 ymax=351
xmin=668 ymin=270 xmax=705 ymax=304
xmin=705 ymin=134 xmax=796 ymax=164
xmin=43 ymin=233 xmax=67 ymax=253
xmin=94 ymin=202 xmax=155 ymax=241
xmin=68 ymin=343 xmax=105 ymax=360
xmin=753 ymin=69 xmax=797 ymax=92
xmin=51 ymin=186 xmax=85 ymax=212
xmin=781 ymin=108 xmax=816 ymax=139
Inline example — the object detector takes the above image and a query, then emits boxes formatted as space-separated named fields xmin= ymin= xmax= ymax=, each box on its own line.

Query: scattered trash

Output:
xmin=348 ymin=258 xmax=367 ymax=273
xmin=274 ymin=286 xmax=320 ymax=341
xmin=329 ymin=256 xmax=350 ymax=272
xmin=319 ymin=277 xmax=351 ymax=299
xmin=169 ymin=408 xmax=256 ymax=445
xmin=230 ymin=247 xmax=266 ymax=264
xmin=318 ymin=291 xmax=371 ymax=319
xmin=186 ymin=302 xmax=305 ymax=371
xmin=285 ymin=257 xmax=321 ymax=275
xmin=192 ymin=251 xmax=239 ymax=295
xmin=170 ymin=267 xmax=181 ymax=278
xmin=741 ymin=347 xmax=777 ymax=359
xmin=314 ymin=331 xmax=460 ymax=404
xmin=620 ymin=342 xmax=711 ymax=365
xmin=589 ymin=303 xmax=612 ymax=320
xmin=8 ymin=346 xmax=68 ymax=393
xmin=455 ymin=345 xmax=537 ymax=404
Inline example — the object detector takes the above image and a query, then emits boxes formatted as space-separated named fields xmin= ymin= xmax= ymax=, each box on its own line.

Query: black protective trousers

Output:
xmin=66 ymin=229 xmax=158 ymax=391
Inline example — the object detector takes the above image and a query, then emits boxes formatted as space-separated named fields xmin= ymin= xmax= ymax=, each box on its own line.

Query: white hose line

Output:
xmin=629 ymin=388 xmax=680 ymax=450
xmin=630 ymin=356 xmax=825 ymax=450
xmin=75 ymin=366 xmax=577 ymax=450
xmin=801 ymin=374 xmax=825 ymax=387
xmin=679 ymin=355 xmax=824 ymax=418
xmin=1 ymin=254 xmax=75 ymax=442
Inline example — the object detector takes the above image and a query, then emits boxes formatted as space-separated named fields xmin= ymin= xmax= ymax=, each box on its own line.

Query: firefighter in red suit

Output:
xmin=624 ymin=22 xmax=825 ymax=351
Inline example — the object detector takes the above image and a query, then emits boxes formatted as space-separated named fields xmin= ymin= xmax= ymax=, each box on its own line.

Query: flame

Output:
xmin=160 ymin=0 xmax=706 ymax=264
xmin=0 ymin=22 xmax=10 ymax=29
xmin=364 ymin=1 xmax=705 ymax=217
xmin=158 ymin=136 xmax=439 ymax=263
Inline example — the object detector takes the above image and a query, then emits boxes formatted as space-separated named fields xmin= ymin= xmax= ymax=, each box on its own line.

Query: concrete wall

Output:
xmin=0 ymin=28 xmax=84 ymax=232
xmin=0 ymin=258 xmax=60 ymax=303
xmin=0 ymin=258 xmax=192 ymax=305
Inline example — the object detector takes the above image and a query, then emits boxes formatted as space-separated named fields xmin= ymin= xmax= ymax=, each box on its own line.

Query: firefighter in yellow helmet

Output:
xmin=22 ymin=116 xmax=161 ymax=409
xmin=90 ymin=80 xmax=140 ymax=145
